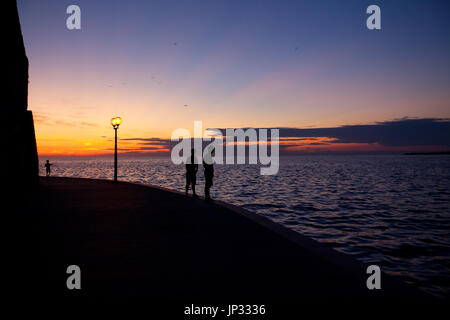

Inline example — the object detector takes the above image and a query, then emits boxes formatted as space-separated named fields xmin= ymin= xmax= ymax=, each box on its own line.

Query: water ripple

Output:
xmin=41 ymin=155 xmax=450 ymax=298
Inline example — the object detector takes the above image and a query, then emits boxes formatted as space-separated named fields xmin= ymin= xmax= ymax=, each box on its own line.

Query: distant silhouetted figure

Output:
xmin=185 ymin=149 xmax=198 ymax=197
xmin=203 ymin=148 xmax=215 ymax=201
xmin=44 ymin=160 xmax=53 ymax=177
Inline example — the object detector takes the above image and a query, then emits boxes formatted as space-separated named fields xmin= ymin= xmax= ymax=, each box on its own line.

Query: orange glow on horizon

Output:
xmin=35 ymin=131 xmax=448 ymax=157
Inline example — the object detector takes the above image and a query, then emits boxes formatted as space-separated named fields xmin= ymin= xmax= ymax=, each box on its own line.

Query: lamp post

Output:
xmin=111 ymin=116 xmax=122 ymax=182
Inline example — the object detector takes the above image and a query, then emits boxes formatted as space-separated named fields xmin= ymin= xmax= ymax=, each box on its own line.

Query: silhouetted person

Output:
xmin=185 ymin=149 xmax=198 ymax=196
xmin=44 ymin=160 xmax=53 ymax=177
xmin=203 ymin=147 xmax=215 ymax=201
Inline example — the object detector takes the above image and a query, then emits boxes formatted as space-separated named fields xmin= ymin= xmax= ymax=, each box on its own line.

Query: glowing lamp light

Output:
xmin=111 ymin=116 xmax=122 ymax=128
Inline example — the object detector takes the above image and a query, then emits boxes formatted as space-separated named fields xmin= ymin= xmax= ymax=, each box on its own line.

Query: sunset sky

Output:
xmin=18 ymin=0 xmax=450 ymax=156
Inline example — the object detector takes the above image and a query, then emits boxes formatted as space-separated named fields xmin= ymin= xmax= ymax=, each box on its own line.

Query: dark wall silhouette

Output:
xmin=6 ymin=0 xmax=38 ymax=185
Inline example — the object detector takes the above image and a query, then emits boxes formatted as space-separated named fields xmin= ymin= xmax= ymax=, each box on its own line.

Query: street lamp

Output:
xmin=111 ymin=116 xmax=122 ymax=182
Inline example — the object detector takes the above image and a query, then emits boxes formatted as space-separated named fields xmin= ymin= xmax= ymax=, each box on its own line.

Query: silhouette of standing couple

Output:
xmin=185 ymin=148 xmax=214 ymax=201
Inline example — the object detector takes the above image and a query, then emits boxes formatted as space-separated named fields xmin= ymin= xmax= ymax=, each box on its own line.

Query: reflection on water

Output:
xmin=40 ymin=155 xmax=450 ymax=298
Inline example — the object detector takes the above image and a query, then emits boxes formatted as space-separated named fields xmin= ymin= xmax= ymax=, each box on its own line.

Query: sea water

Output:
xmin=39 ymin=154 xmax=450 ymax=298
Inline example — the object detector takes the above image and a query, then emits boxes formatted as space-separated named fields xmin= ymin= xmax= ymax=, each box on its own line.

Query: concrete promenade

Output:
xmin=29 ymin=177 xmax=426 ymax=300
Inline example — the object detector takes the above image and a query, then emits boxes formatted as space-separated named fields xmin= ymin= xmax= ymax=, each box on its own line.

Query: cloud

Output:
xmin=119 ymin=118 xmax=450 ymax=155
xmin=120 ymin=138 xmax=171 ymax=143
xmin=53 ymin=119 xmax=98 ymax=127
xmin=216 ymin=118 xmax=450 ymax=147
xmin=34 ymin=112 xmax=98 ymax=128
xmin=79 ymin=121 xmax=98 ymax=127
xmin=118 ymin=137 xmax=174 ymax=153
